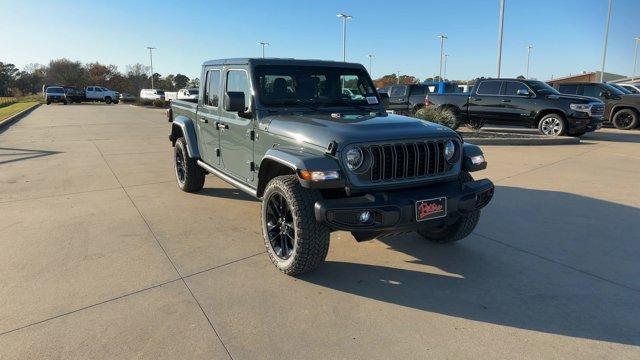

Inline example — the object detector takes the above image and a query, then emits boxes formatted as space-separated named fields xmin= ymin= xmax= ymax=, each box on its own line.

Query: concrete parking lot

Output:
xmin=0 ymin=104 xmax=639 ymax=359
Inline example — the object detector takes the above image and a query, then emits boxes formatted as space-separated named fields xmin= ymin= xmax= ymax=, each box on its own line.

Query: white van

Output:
xmin=140 ymin=89 xmax=166 ymax=100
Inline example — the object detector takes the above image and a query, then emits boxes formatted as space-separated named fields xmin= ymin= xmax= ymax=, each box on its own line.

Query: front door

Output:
xmin=219 ymin=68 xmax=254 ymax=182
xmin=499 ymin=80 xmax=536 ymax=126
xmin=196 ymin=68 xmax=222 ymax=166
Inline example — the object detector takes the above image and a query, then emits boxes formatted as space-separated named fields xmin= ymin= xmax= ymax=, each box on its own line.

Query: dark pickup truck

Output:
xmin=426 ymin=78 xmax=604 ymax=136
xmin=554 ymin=82 xmax=640 ymax=130
xmin=167 ymin=58 xmax=494 ymax=275
xmin=378 ymin=84 xmax=429 ymax=115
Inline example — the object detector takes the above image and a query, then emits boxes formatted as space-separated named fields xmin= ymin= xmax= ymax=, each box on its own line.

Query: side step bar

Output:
xmin=196 ymin=160 xmax=258 ymax=198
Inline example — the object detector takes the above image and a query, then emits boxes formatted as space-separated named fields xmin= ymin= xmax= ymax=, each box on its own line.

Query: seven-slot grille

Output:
xmin=590 ymin=103 xmax=604 ymax=117
xmin=367 ymin=140 xmax=452 ymax=182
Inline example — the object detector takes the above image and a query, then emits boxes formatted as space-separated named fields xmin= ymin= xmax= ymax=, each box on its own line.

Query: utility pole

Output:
xmin=336 ymin=13 xmax=353 ymax=61
xmin=147 ymin=46 xmax=156 ymax=89
xmin=397 ymin=71 xmax=400 ymax=84
xmin=437 ymin=34 xmax=447 ymax=80
xmin=258 ymin=42 xmax=269 ymax=58
xmin=526 ymin=44 xmax=533 ymax=78
xmin=600 ymin=0 xmax=613 ymax=82
xmin=633 ymin=36 xmax=640 ymax=82
xmin=443 ymin=54 xmax=449 ymax=80
xmin=496 ymin=0 xmax=505 ymax=77
xmin=367 ymin=54 xmax=375 ymax=76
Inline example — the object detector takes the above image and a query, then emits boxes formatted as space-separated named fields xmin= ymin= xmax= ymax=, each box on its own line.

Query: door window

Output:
xmin=476 ymin=81 xmax=502 ymax=95
xmin=87 ymin=87 xmax=93 ymax=91
xmin=226 ymin=70 xmax=250 ymax=110
xmin=205 ymin=69 xmax=221 ymax=107
xmin=389 ymin=86 xmax=407 ymax=96
xmin=95 ymin=88 xmax=103 ymax=92
xmin=504 ymin=81 xmax=530 ymax=96
xmin=558 ymin=84 xmax=578 ymax=94
xmin=582 ymin=84 xmax=602 ymax=97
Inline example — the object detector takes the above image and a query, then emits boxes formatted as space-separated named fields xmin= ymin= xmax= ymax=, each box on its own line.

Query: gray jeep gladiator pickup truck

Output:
xmin=167 ymin=58 xmax=494 ymax=275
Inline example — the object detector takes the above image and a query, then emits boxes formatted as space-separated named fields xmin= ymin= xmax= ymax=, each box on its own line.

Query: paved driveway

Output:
xmin=1 ymin=104 xmax=639 ymax=359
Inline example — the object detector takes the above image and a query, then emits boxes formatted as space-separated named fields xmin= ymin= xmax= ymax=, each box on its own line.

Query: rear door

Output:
xmin=468 ymin=80 xmax=503 ymax=123
xmin=196 ymin=67 xmax=222 ymax=166
xmin=219 ymin=67 xmax=255 ymax=182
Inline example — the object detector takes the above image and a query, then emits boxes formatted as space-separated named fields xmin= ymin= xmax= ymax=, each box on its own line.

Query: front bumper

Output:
xmin=314 ymin=178 xmax=494 ymax=232
xmin=567 ymin=113 xmax=603 ymax=133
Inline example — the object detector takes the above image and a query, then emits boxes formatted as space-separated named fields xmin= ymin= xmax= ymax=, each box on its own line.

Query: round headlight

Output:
xmin=444 ymin=140 xmax=456 ymax=163
xmin=345 ymin=147 xmax=364 ymax=171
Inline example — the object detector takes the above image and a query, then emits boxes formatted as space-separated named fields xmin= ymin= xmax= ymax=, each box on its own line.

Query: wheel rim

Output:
xmin=541 ymin=117 xmax=562 ymax=135
xmin=265 ymin=192 xmax=295 ymax=260
xmin=175 ymin=147 xmax=186 ymax=184
xmin=615 ymin=112 xmax=633 ymax=128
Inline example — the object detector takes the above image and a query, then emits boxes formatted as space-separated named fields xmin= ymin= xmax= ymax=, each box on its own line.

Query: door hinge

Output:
xmin=246 ymin=130 xmax=256 ymax=140
xmin=249 ymin=161 xmax=256 ymax=172
xmin=215 ymin=148 xmax=221 ymax=157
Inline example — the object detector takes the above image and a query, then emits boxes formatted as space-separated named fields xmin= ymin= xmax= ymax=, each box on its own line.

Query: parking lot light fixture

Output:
xmin=337 ymin=13 xmax=353 ymax=62
xmin=526 ymin=44 xmax=533 ymax=78
xmin=437 ymin=34 xmax=448 ymax=80
xmin=258 ymin=42 xmax=269 ymax=58
xmin=443 ymin=54 xmax=449 ymax=80
xmin=146 ymin=46 xmax=156 ymax=89
xmin=600 ymin=0 xmax=613 ymax=82
xmin=633 ymin=36 xmax=640 ymax=82
xmin=496 ymin=0 xmax=505 ymax=77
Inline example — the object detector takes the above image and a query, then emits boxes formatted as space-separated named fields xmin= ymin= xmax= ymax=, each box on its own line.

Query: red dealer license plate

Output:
xmin=416 ymin=197 xmax=447 ymax=222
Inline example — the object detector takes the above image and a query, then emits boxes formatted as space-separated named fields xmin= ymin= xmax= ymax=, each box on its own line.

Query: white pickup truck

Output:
xmin=165 ymin=88 xmax=199 ymax=102
xmin=85 ymin=86 xmax=119 ymax=104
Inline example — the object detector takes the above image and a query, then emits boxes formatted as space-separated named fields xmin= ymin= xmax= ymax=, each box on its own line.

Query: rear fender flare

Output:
xmin=170 ymin=115 xmax=200 ymax=158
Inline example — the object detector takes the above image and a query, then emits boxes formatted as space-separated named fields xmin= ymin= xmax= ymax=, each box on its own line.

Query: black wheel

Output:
xmin=46 ymin=101 xmax=51 ymax=105
xmin=114 ymin=100 xmax=120 ymax=104
xmin=105 ymin=97 xmax=112 ymax=104
xmin=417 ymin=172 xmax=480 ymax=244
xmin=537 ymin=113 xmax=566 ymax=136
xmin=612 ymin=109 xmax=639 ymax=130
xmin=62 ymin=100 xmax=67 ymax=105
xmin=174 ymin=137 xmax=205 ymax=192
xmin=261 ymin=175 xmax=330 ymax=275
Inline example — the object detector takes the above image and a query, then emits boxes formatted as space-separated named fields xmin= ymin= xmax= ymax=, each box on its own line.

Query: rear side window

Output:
xmin=558 ymin=84 xmax=578 ymax=94
xmin=581 ymin=84 xmax=602 ymax=97
xmin=205 ymin=69 xmax=221 ymax=107
xmin=476 ymin=81 xmax=502 ymax=95
xmin=226 ymin=70 xmax=250 ymax=110
xmin=411 ymin=86 xmax=427 ymax=96
xmin=87 ymin=87 xmax=94 ymax=91
xmin=504 ymin=81 xmax=530 ymax=96
xmin=389 ymin=86 xmax=407 ymax=96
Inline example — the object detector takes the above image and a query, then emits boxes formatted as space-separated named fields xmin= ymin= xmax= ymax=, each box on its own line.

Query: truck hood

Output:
xmin=619 ymin=94 xmax=640 ymax=103
xmin=264 ymin=112 xmax=459 ymax=150
xmin=547 ymin=94 xmax=600 ymax=103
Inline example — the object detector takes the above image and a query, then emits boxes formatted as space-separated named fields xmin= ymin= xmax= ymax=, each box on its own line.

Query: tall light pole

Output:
xmin=258 ymin=42 xmax=269 ymax=58
xmin=437 ymin=34 xmax=447 ymax=81
xmin=147 ymin=46 xmax=156 ymax=89
xmin=443 ymin=54 xmax=449 ymax=80
xmin=496 ymin=0 xmax=505 ymax=77
xmin=600 ymin=0 xmax=613 ymax=82
xmin=336 ymin=13 xmax=353 ymax=61
xmin=526 ymin=44 xmax=533 ymax=78
xmin=633 ymin=36 xmax=640 ymax=81
xmin=367 ymin=54 xmax=375 ymax=76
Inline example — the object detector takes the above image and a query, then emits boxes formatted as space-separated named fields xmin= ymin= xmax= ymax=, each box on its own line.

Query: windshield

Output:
xmin=528 ymin=81 xmax=560 ymax=95
xmin=601 ymin=83 xmax=625 ymax=96
xmin=47 ymin=87 xmax=64 ymax=94
xmin=155 ymin=90 xmax=165 ymax=95
xmin=608 ymin=83 xmax=632 ymax=94
xmin=254 ymin=65 xmax=379 ymax=108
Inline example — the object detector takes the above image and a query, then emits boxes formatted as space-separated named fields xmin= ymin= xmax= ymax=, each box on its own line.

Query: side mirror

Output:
xmin=379 ymin=92 xmax=390 ymax=109
xmin=224 ymin=91 xmax=246 ymax=113
xmin=516 ymin=89 xmax=530 ymax=97
xmin=599 ymin=91 xmax=610 ymax=98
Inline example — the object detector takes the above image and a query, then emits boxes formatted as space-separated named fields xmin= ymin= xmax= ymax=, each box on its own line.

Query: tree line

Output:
xmin=0 ymin=59 xmax=199 ymax=97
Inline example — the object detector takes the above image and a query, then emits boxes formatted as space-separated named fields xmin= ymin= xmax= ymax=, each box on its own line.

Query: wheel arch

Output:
xmin=611 ymin=105 xmax=640 ymax=118
xmin=256 ymin=157 xmax=297 ymax=198
xmin=534 ymin=109 xmax=567 ymax=127
xmin=169 ymin=115 xmax=200 ymax=158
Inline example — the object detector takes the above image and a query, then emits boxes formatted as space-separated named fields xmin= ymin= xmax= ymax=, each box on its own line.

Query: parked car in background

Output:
xmin=164 ymin=91 xmax=178 ymax=101
xmin=119 ymin=93 xmax=136 ymax=102
xmin=423 ymin=81 xmax=463 ymax=94
xmin=619 ymin=83 xmax=640 ymax=94
xmin=44 ymin=86 xmax=68 ymax=105
xmin=63 ymin=86 xmax=84 ymax=103
xmin=140 ymin=89 xmax=165 ymax=101
xmin=554 ymin=82 xmax=640 ymax=130
xmin=85 ymin=86 xmax=119 ymax=104
xmin=385 ymin=84 xmax=430 ymax=114
xmin=608 ymin=83 xmax=633 ymax=94
xmin=426 ymin=78 xmax=604 ymax=136
xmin=167 ymin=58 xmax=494 ymax=275
xmin=177 ymin=88 xmax=199 ymax=101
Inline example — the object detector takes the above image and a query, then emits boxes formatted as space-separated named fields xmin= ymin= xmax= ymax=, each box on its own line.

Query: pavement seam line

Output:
xmin=91 ymin=141 xmax=235 ymax=360
xmin=474 ymin=232 xmax=640 ymax=293
xmin=0 ymin=278 xmax=182 ymax=337
xmin=183 ymin=251 xmax=267 ymax=279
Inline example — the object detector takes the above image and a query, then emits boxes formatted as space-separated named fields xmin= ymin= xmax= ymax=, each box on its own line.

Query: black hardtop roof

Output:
xmin=201 ymin=58 xmax=366 ymax=69
xmin=478 ymin=78 xmax=543 ymax=82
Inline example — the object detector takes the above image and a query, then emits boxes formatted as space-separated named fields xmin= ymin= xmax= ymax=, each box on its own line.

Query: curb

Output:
xmin=0 ymin=103 xmax=41 ymax=129
xmin=461 ymin=134 xmax=580 ymax=146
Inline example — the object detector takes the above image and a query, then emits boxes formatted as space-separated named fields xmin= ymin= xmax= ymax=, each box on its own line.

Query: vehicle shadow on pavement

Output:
xmin=301 ymin=186 xmax=640 ymax=346
xmin=0 ymin=147 xmax=61 ymax=165
xmin=582 ymin=129 xmax=640 ymax=144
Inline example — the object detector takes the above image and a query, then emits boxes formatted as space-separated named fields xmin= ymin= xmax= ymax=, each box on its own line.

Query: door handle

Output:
xmin=501 ymin=99 xmax=511 ymax=102
xmin=199 ymin=117 xmax=208 ymax=123
xmin=216 ymin=122 xmax=229 ymax=130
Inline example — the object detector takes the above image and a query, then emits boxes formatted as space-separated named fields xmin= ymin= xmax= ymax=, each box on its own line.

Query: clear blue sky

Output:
xmin=1 ymin=0 xmax=638 ymax=81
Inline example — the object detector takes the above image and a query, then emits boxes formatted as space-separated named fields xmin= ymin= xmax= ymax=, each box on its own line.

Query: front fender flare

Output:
xmin=170 ymin=115 xmax=200 ymax=158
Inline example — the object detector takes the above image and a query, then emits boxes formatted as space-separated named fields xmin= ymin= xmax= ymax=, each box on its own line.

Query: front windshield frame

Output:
xmin=253 ymin=65 xmax=381 ymax=109
xmin=601 ymin=83 xmax=625 ymax=96
xmin=527 ymin=81 xmax=560 ymax=95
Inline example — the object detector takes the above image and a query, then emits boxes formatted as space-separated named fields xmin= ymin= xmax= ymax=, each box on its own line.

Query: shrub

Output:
xmin=413 ymin=106 xmax=459 ymax=130
xmin=153 ymin=99 xmax=166 ymax=107
xmin=136 ymin=99 xmax=154 ymax=106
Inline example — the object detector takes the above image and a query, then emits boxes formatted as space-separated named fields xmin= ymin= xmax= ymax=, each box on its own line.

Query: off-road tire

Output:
xmin=174 ymin=137 xmax=205 ymax=192
xmin=46 ymin=101 xmax=51 ymax=105
xmin=612 ymin=108 xmax=639 ymax=130
xmin=261 ymin=175 xmax=330 ymax=276
xmin=537 ymin=113 xmax=566 ymax=136
xmin=417 ymin=172 xmax=480 ymax=244
xmin=105 ymin=97 xmax=112 ymax=104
